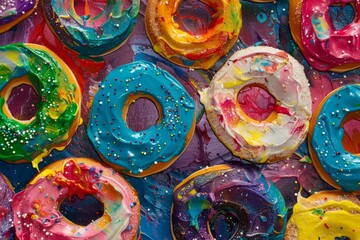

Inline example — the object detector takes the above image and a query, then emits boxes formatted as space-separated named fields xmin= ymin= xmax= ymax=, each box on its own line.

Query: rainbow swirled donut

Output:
xmin=87 ymin=61 xmax=196 ymax=177
xmin=42 ymin=0 xmax=140 ymax=57
xmin=0 ymin=43 xmax=81 ymax=169
xmin=0 ymin=0 xmax=38 ymax=33
xmin=171 ymin=164 xmax=288 ymax=239
xmin=289 ymin=0 xmax=360 ymax=72
xmin=200 ymin=46 xmax=312 ymax=163
xmin=11 ymin=158 xmax=141 ymax=240
xmin=285 ymin=190 xmax=360 ymax=239
xmin=145 ymin=0 xmax=242 ymax=69
xmin=309 ymin=84 xmax=360 ymax=192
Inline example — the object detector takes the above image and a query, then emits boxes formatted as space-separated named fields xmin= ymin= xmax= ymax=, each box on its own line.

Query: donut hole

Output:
xmin=342 ymin=114 xmax=360 ymax=154
xmin=173 ymin=0 xmax=216 ymax=35
xmin=237 ymin=85 xmax=276 ymax=121
xmin=328 ymin=3 xmax=355 ymax=31
xmin=125 ymin=96 xmax=161 ymax=132
xmin=59 ymin=194 xmax=104 ymax=226
xmin=271 ymin=215 xmax=284 ymax=235
xmin=208 ymin=204 xmax=249 ymax=239
xmin=6 ymin=82 xmax=39 ymax=121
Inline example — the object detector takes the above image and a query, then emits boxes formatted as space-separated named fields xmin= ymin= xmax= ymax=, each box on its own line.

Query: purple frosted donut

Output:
xmin=0 ymin=0 xmax=38 ymax=33
xmin=0 ymin=173 xmax=14 ymax=239
xmin=171 ymin=164 xmax=288 ymax=239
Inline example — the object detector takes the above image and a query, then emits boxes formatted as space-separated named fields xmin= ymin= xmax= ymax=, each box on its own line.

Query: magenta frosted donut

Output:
xmin=0 ymin=0 xmax=38 ymax=33
xmin=0 ymin=173 xmax=14 ymax=240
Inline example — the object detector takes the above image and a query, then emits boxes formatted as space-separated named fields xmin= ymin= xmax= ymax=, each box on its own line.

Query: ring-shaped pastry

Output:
xmin=171 ymin=164 xmax=288 ymax=239
xmin=11 ymin=158 xmax=141 ymax=240
xmin=0 ymin=43 xmax=81 ymax=169
xmin=0 ymin=0 xmax=38 ymax=33
xmin=87 ymin=61 xmax=196 ymax=177
xmin=309 ymin=84 xmax=360 ymax=192
xmin=285 ymin=190 xmax=360 ymax=239
xmin=289 ymin=0 xmax=360 ymax=72
xmin=200 ymin=46 xmax=312 ymax=163
xmin=42 ymin=0 xmax=140 ymax=57
xmin=145 ymin=0 xmax=242 ymax=69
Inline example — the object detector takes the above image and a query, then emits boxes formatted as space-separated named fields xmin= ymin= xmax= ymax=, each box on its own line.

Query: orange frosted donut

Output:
xmin=200 ymin=46 xmax=312 ymax=163
xmin=145 ymin=0 xmax=242 ymax=69
xmin=11 ymin=158 xmax=140 ymax=240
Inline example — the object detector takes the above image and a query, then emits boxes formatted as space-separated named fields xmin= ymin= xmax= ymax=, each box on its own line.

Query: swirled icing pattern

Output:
xmin=0 ymin=174 xmax=14 ymax=240
xmin=11 ymin=158 xmax=140 ymax=240
xmin=43 ymin=0 xmax=140 ymax=57
xmin=172 ymin=164 xmax=288 ymax=239
xmin=0 ymin=43 xmax=80 ymax=169
xmin=200 ymin=46 xmax=312 ymax=163
xmin=88 ymin=61 xmax=195 ymax=176
xmin=286 ymin=191 xmax=360 ymax=239
xmin=310 ymin=84 xmax=360 ymax=192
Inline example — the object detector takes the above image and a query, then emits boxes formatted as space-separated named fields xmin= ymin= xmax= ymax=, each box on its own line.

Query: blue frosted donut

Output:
xmin=87 ymin=61 xmax=196 ymax=177
xmin=171 ymin=164 xmax=288 ymax=239
xmin=309 ymin=84 xmax=360 ymax=192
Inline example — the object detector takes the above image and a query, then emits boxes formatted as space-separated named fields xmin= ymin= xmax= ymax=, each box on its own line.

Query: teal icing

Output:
xmin=87 ymin=61 xmax=195 ymax=176
xmin=188 ymin=195 xmax=211 ymax=230
xmin=47 ymin=0 xmax=140 ymax=56
xmin=311 ymin=84 xmax=360 ymax=192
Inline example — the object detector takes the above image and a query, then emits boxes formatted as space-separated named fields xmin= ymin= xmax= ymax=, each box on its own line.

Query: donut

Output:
xmin=87 ymin=61 xmax=196 ymax=177
xmin=289 ymin=0 xmax=360 ymax=72
xmin=145 ymin=0 xmax=242 ymax=69
xmin=308 ymin=84 xmax=360 ymax=192
xmin=200 ymin=46 xmax=312 ymax=163
xmin=0 ymin=43 xmax=81 ymax=169
xmin=42 ymin=0 xmax=140 ymax=57
xmin=285 ymin=190 xmax=360 ymax=239
xmin=0 ymin=173 xmax=14 ymax=240
xmin=171 ymin=164 xmax=288 ymax=239
xmin=0 ymin=0 xmax=38 ymax=33
xmin=11 ymin=157 xmax=140 ymax=240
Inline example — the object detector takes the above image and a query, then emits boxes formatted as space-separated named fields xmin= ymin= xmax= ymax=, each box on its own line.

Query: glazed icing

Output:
xmin=0 ymin=43 xmax=81 ymax=169
xmin=0 ymin=174 xmax=14 ymax=239
xmin=287 ymin=191 xmax=360 ymax=239
xmin=11 ymin=158 xmax=140 ymax=240
xmin=172 ymin=164 xmax=288 ymax=239
xmin=310 ymin=84 xmax=360 ymax=192
xmin=42 ymin=0 xmax=140 ymax=57
xmin=87 ymin=61 xmax=195 ymax=176
xmin=200 ymin=46 xmax=312 ymax=163
xmin=290 ymin=0 xmax=360 ymax=71
xmin=0 ymin=0 xmax=37 ymax=33
xmin=145 ymin=0 xmax=242 ymax=69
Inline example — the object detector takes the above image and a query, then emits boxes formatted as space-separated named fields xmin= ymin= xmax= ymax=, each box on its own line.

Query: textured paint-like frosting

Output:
xmin=11 ymin=158 xmax=140 ymax=240
xmin=0 ymin=0 xmax=37 ymax=33
xmin=286 ymin=191 xmax=360 ymax=239
xmin=43 ymin=0 xmax=140 ymax=57
xmin=87 ymin=61 xmax=195 ymax=176
xmin=0 ymin=43 xmax=80 ymax=169
xmin=145 ymin=0 xmax=242 ymax=69
xmin=290 ymin=0 xmax=360 ymax=71
xmin=310 ymin=84 xmax=360 ymax=192
xmin=200 ymin=46 xmax=312 ymax=163
xmin=172 ymin=164 xmax=288 ymax=239
xmin=0 ymin=174 xmax=14 ymax=240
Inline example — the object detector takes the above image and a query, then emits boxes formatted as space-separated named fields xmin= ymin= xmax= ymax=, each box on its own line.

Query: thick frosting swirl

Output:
xmin=0 ymin=43 xmax=81 ymax=169
xmin=309 ymin=84 xmax=360 ymax=192
xmin=87 ymin=61 xmax=196 ymax=176
xmin=145 ymin=0 xmax=242 ymax=69
xmin=0 ymin=0 xmax=38 ymax=33
xmin=172 ymin=164 xmax=288 ymax=239
xmin=42 ymin=0 xmax=140 ymax=57
xmin=285 ymin=190 xmax=360 ymax=239
xmin=11 ymin=158 xmax=140 ymax=240
xmin=200 ymin=46 xmax=312 ymax=163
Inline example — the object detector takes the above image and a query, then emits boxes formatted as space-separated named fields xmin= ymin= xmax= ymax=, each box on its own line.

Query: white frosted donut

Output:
xmin=200 ymin=46 xmax=312 ymax=163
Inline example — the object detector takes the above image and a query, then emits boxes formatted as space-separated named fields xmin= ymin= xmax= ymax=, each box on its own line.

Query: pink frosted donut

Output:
xmin=11 ymin=158 xmax=140 ymax=240
xmin=0 ymin=173 xmax=14 ymax=240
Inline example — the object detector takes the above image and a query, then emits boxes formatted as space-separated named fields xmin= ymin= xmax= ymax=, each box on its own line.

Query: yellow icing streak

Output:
xmin=289 ymin=194 xmax=360 ymax=239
